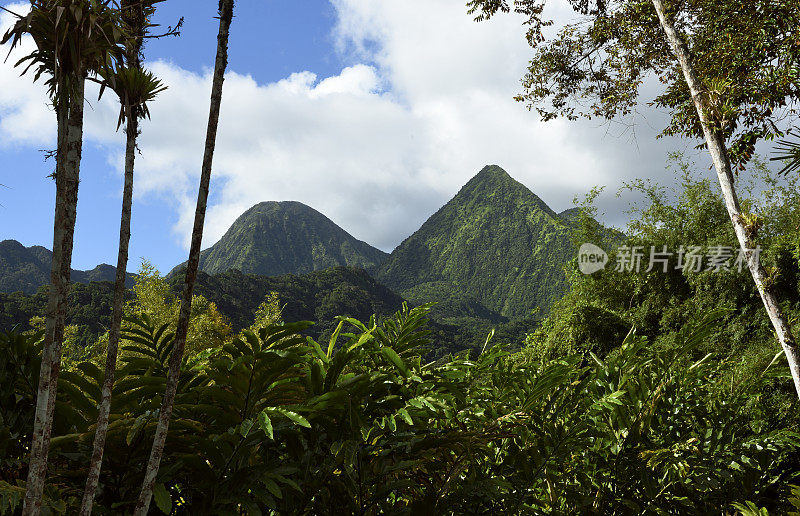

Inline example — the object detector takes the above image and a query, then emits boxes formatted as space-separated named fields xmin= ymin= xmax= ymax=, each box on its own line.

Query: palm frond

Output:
xmin=771 ymin=130 xmax=800 ymax=176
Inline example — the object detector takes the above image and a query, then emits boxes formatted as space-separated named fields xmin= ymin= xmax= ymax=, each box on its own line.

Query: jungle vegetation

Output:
xmin=3 ymin=154 xmax=800 ymax=513
xmin=2 ymin=0 xmax=800 ymax=513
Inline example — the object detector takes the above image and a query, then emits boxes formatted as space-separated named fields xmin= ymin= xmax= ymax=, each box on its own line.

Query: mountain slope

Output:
xmin=0 ymin=239 xmax=134 ymax=294
xmin=1 ymin=265 xmax=536 ymax=356
xmin=176 ymin=266 xmax=405 ymax=338
xmin=179 ymin=201 xmax=388 ymax=277
xmin=376 ymin=165 xmax=576 ymax=319
xmin=0 ymin=266 xmax=406 ymax=346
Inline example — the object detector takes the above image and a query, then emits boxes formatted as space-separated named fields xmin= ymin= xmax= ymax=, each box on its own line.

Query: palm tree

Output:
xmin=650 ymin=0 xmax=800 ymax=398
xmin=771 ymin=132 xmax=800 ymax=176
xmin=133 ymin=0 xmax=235 ymax=513
xmin=1 ymin=2 xmax=124 ymax=513
xmin=80 ymin=2 xmax=167 ymax=513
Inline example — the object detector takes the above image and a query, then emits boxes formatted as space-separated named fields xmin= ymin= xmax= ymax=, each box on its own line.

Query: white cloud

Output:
xmin=0 ymin=0 xmax=693 ymax=257
xmin=0 ymin=2 xmax=53 ymax=146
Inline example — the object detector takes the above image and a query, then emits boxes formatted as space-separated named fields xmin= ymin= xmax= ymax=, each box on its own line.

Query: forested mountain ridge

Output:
xmin=172 ymin=201 xmax=389 ymax=277
xmin=2 ymin=167 xmax=591 ymax=329
xmin=376 ymin=165 xmax=577 ymax=319
xmin=0 ymin=239 xmax=135 ymax=295
xmin=1 ymin=264 xmax=536 ymax=355
xmin=172 ymin=266 xmax=405 ymax=339
xmin=0 ymin=266 xmax=404 ymax=345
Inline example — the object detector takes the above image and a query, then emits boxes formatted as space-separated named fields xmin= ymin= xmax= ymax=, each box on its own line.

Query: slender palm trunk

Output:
xmin=79 ymin=103 xmax=137 ymax=515
xmin=81 ymin=2 xmax=144 ymax=510
xmin=651 ymin=0 xmax=800 ymax=398
xmin=133 ymin=1 xmax=234 ymax=513
xmin=23 ymin=77 xmax=85 ymax=514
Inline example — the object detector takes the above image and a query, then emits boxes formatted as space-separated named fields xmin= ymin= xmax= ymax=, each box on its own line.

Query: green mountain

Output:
xmin=177 ymin=201 xmax=388 ymax=277
xmin=0 ymin=281 xmax=121 ymax=345
xmin=174 ymin=266 xmax=405 ymax=339
xmin=0 ymin=266 xmax=405 ymax=346
xmin=376 ymin=165 xmax=576 ymax=319
xmin=0 ymin=239 xmax=134 ymax=295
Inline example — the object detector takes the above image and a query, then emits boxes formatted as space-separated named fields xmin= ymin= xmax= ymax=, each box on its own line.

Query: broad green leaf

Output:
xmin=270 ymin=407 xmax=311 ymax=428
xmin=258 ymin=411 xmax=274 ymax=440
xmin=380 ymin=347 xmax=409 ymax=377
xmin=153 ymin=483 xmax=171 ymax=514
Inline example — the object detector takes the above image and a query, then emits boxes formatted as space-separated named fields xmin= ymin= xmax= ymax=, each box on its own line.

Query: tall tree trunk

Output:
xmin=81 ymin=2 xmax=144 ymax=511
xmin=651 ymin=0 xmax=800 ymax=398
xmin=79 ymin=103 xmax=137 ymax=515
xmin=133 ymin=1 xmax=234 ymax=513
xmin=23 ymin=77 xmax=85 ymax=515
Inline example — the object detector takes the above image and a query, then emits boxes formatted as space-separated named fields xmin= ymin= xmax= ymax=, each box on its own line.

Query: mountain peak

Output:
xmin=250 ymin=200 xmax=306 ymax=209
xmin=465 ymin=165 xmax=516 ymax=188
xmin=179 ymin=200 xmax=389 ymax=277
xmin=450 ymin=164 xmax=557 ymax=220
xmin=475 ymin=164 xmax=512 ymax=179
xmin=377 ymin=165 xmax=574 ymax=318
xmin=241 ymin=200 xmax=315 ymax=217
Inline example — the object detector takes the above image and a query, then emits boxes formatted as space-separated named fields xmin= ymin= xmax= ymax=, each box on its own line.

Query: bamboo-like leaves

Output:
xmin=2 ymin=302 xmax=798 ymax=512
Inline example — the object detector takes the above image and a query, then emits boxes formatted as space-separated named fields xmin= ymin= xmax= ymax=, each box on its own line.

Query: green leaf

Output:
xmin=397 ymin=408 xmax=413 ymax=425
xmin=270 ymin=407 xmax=311 ymax=428
xmin=264 ymin=478 xmax=282 ymax=499
xmin=126 ymin=414 xmax=148 ymax=446
xmin=327 ymin=320 xmax=345 ymax=359
xmin=258 ymin=411 xmax=274 ymax=440
xmin=240 ymin=418 xmax=254 ymax=437
xmin=380 ymin=347 xmax=409 ymax=377
xmin=153 ymin=483 xmax=171 ymax=514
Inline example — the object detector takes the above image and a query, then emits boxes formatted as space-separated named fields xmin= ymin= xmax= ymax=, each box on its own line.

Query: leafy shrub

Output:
xmin=1 ymin=305 xmax=797 ymax=513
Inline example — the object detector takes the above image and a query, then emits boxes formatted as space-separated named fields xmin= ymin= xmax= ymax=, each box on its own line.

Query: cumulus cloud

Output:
xmin=0 ymin=0 xmax=699 ymax=256
xmin=0 ymin=2 xmax=53 ymax=146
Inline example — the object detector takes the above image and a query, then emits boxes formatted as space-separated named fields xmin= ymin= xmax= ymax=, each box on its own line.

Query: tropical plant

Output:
xmin=0 ymin=330 xmax=42 ymax=486
xmin=772 ymin=132 xmax=800 ymax=176
xmin=465 ymin=0 xmax=800 ymax=399
xmin=3 ymin=300 xmax=799 ymax=513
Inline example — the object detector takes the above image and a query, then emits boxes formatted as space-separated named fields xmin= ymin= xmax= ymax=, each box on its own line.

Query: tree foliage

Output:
xmin=531 ymin=155 xmax=800 ymax=426
xmin=1 ymin=301 xmax=798 ymax=513
xmin=467 ymin=0 xmax=800 ymax=168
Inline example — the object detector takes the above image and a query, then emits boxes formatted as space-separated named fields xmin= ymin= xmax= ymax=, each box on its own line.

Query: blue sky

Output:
xmin=1 ymin=1 xmax=350 ymax=271
xmin=1 ymin=0 xmax=769 ymax=275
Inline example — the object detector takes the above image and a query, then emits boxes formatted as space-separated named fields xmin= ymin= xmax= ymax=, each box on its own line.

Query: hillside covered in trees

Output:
xmin=171 ymin=201 xmax=389 ymax=278
xmin=376 ymin=165 xmax=579 ymax=319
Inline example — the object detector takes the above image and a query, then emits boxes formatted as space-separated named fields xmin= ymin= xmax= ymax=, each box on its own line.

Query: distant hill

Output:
xmin=0 ymin=239 xmax=135 ymax=295
xmin=376 ymin=165 xmax=577 ymax=319
xmin=173 ymin=201 xmax=388 ymax=277
xmin=1 ymin=265 xmax=534 ymax=356
xmin=0 ymin=281 xmax=121 ymax=345
xmin=0 ymin=266 xmax=406 ymax=345
xmin=172 ymin=266 xmax=405 ymax=339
